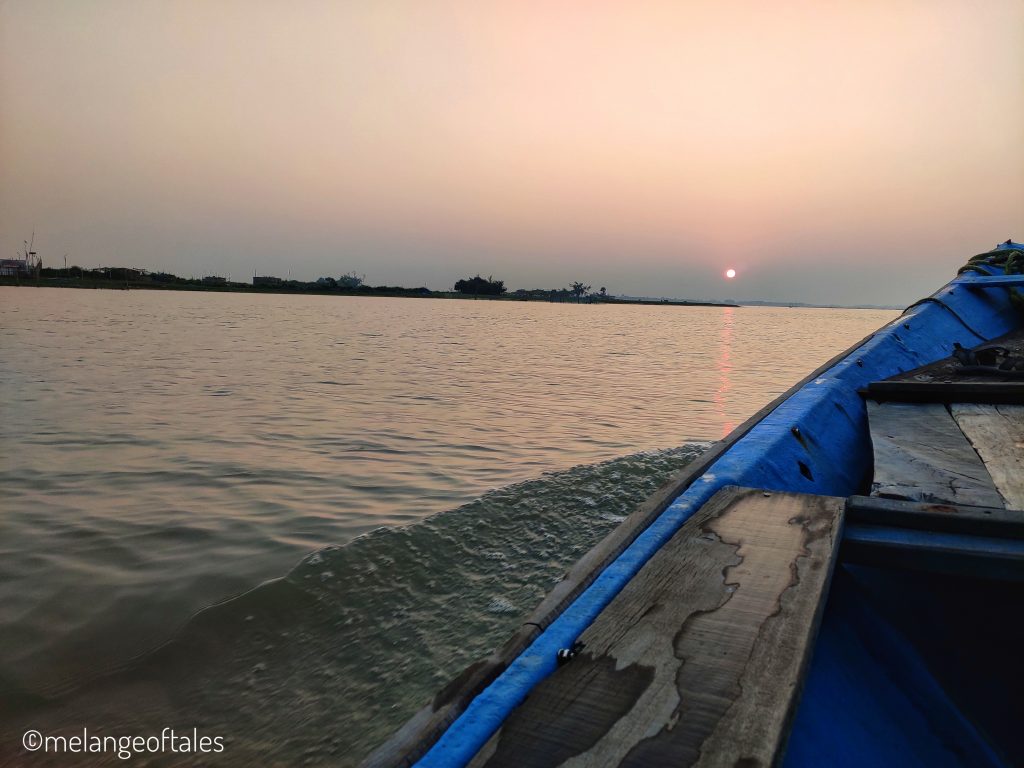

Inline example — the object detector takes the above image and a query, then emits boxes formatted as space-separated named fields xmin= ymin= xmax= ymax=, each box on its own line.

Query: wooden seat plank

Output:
xmin=468 ymin=487 xmax=844 ymax=768
xmin=951 ymin=404 xmax=1024 ymax=510
xmin=867 ymin=401 xmax=1004 ymax=508
xmin=841 ymin=523 xmax=1024 ymax=581
xmin=846 ymin=495 xmax=1024 ymax=540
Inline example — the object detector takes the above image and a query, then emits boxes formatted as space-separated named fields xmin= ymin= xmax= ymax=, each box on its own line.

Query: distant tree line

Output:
xmin=20 ymin=263 xmax=612 ymax=303
xmin=315 ymin=271 xmax=365 ymax=289
xmin=26 ymin=265 xmax=432 ymax=295
xmin=452 ymin=274 xmax=612 ymax=302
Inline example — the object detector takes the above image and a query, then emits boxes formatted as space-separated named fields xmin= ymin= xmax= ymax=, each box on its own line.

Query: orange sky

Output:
xmin=2 ymin=1 xmax=1022 ymax=304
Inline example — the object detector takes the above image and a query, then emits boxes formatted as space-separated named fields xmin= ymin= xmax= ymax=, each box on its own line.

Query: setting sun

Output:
xmin=725 ymin=269 xmax=737 ymax=279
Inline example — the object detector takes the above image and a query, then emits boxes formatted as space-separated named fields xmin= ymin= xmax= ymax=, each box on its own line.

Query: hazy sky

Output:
xmin=2 ymin=1 xmax=1022 ymax=304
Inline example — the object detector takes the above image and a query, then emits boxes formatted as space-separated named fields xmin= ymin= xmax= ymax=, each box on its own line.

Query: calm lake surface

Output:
xmin=0 ymin=287 xmax=897 ymax=764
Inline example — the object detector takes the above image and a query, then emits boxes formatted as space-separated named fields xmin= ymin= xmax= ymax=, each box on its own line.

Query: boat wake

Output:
xmin=1 ymin=444 xmax=707 ymax=767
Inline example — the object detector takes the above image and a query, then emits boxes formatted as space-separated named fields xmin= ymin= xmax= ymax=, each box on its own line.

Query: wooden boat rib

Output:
xmin=368 ymin=241 xmax=1024 ymax=768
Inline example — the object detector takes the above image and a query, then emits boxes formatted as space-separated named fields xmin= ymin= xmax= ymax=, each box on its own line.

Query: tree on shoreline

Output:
xmin=338 ymin=271 xmax=364 ymax=289
xmin=571 ymin=281 xmax=591 ymax=302
xmin=454 ymin=274 xmax=506 ymax=296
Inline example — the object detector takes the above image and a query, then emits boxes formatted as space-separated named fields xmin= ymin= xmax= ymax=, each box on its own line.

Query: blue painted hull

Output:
xmin=416 ymin=245 xmax=1024 ymax=767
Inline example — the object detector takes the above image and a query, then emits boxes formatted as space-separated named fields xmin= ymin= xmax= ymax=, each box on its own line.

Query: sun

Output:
xmin=725 ymin=268 xmax=737 ymax=279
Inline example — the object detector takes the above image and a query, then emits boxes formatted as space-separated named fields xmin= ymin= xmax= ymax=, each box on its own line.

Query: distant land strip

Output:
xmin=0 ymin=272 xmax=739 ymax=308
xmin=0 ymin=270 xmax=901 ymax=309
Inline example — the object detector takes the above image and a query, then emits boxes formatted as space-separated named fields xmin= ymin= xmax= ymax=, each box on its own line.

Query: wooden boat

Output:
xmin=368 ymin=242 xmax=1024 ymax=768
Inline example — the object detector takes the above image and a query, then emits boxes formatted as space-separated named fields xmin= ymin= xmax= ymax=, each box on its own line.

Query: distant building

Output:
xmin=0 ymin=258 xmax=31 ymax=277
xmin=202 ymin=275 xmax=227 ymax=286
xmin=253 ymin=275 xmax=283 ymax=287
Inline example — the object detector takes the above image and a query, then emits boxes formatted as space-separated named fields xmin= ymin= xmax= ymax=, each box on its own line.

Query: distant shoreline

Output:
xmin=0 ymin=277 xmax=740 ymax=308
xmin=0 ymin=278 xmax=902 ymax=310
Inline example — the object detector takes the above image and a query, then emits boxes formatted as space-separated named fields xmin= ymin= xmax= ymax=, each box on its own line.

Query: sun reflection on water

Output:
xmin=715 ymin=306 xmax=736 ymax=439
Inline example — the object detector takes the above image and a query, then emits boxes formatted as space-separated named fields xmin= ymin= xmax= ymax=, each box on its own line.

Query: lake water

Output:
xmin=0 ymin=287 xmax=896 ymax=764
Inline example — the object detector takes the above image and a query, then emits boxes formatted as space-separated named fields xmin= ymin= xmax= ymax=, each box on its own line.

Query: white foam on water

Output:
xmin=486 ymin=597 xmax=517 ymax=614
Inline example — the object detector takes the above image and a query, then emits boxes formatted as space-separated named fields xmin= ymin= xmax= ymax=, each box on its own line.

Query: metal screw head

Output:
xmin=556 ymin=641 xmax=586 ymax=666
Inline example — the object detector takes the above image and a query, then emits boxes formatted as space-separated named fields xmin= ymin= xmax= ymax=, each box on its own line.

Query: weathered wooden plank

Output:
xmin=952 ymin=404 xmax=1024 ymax=510
xmin=864 ymin=382 xmax=1024 ymax=404
xmin=867 ymin=401 xmax=1004 ymax=508
xmin=468 ymin=487 xmax=844 ymax=768
xmin=846 ymin=495 xmax=1024 ymax=540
